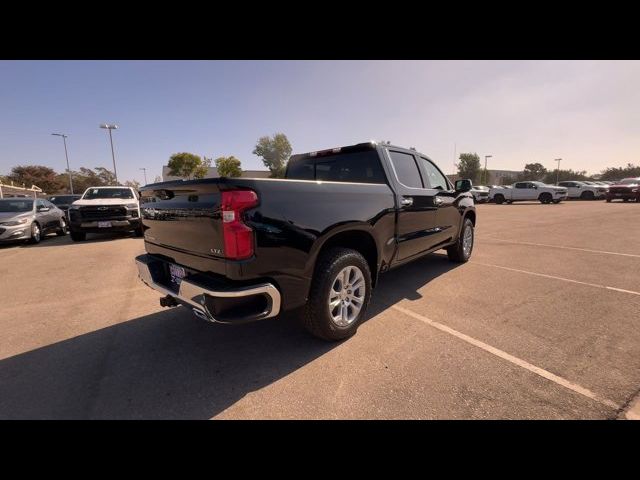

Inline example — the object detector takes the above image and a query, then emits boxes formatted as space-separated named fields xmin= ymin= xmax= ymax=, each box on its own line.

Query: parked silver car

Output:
xmin=0 ymin=198 xmax=68 ymax=244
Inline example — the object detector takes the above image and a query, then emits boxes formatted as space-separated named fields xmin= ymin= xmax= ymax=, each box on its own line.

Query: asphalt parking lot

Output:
xmin=1 ymin=200 xmax=639 ymax=419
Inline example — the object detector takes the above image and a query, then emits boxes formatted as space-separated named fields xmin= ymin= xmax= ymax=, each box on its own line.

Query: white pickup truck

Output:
xmin=489 ymin=181 xmax=568 ymax=204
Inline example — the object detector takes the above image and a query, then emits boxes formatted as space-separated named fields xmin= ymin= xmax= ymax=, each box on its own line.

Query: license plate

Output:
xmin=169 ymin=264 xmax=186 ymax=285
xmin=98 ymin=221 xmax=112 ymax=228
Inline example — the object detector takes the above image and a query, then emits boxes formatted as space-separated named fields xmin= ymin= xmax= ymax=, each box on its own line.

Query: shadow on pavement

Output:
xmin=0 ymin=253 xmax=460 ymax=419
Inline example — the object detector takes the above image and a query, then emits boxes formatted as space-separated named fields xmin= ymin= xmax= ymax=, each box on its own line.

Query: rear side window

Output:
xmin=515 ymin=183 xmax=528 ymax=189
xmin=388 ymin=151 xmax=423 ymax=188
xmin=287 ymin=150 xmax=386 ymax=184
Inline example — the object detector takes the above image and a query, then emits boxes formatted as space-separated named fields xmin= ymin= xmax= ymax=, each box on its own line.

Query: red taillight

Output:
xmin=220 ymin=190 xmax=258 ymax=260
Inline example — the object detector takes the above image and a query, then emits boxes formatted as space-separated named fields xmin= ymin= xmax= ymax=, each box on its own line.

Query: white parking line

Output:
xmin=482 ymin=238 xmax=640 ymax=259
xmin=391 ymin=304 xmax=620 ymax=410
xmin=472 ymin=262 xmax=640 ymax=297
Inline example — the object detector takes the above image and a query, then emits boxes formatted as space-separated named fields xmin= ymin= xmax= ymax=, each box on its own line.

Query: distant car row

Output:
xmin=468 ymin=178 xmax=640 ymax=204
xmin=0 ymin=186 xmax=142 ymax=245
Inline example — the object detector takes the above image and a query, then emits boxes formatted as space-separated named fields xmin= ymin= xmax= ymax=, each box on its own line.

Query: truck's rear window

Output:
xmin=286 ymin=151 xmax=386 ymax=184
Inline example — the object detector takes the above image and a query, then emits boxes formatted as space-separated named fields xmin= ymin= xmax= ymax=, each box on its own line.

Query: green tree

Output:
xmin=456 ymin=153 xmax=481 ymax=184
xmin=543 ymin=169 xmax=589 ymax=184
xmin=599 ymin=163 xmax=640 ymax=181
xmin=124 ymin=179 xmax=141 ymax=190
xmin=167 ymin=152 xmax=211 ymax=179
xmin=7 ymin=165 xmax=65 ymax=193
xmin=215 ymin=156 xmax=242 ymax=177
xmin=252 ymin=133 xmax=292 ymax=178
xmin=520 ymin=163 xmax=548 ymax=181
xmin=95 ymin=167 xmax=119 ymax=185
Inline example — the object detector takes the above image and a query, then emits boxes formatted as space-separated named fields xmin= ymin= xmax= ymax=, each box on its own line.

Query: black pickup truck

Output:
xmin=136 ymin=142 xmax=476 ymax=340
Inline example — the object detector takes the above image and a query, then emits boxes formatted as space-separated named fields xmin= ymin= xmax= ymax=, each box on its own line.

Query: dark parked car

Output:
xmin=135 ymin=141 xmax=476 ymax=340
xmin=48 ymin=194 xmax=82 ymax=217
xmin=0 ymin=198 xmax=67 ymax=244
xmin=606 ymin=178 xmax=640 ymax=202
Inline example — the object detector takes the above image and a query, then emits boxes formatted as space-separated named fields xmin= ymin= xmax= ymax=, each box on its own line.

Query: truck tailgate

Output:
xmin=140 ymin=181 xmax=225 ymax=261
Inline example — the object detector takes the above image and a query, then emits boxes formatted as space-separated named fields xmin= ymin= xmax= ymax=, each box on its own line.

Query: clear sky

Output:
xmin=1 ymin=60 xmax=638 ymax=184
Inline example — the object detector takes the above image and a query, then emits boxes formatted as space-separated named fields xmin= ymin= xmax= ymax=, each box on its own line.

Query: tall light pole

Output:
xmin=484 ymin=155 xmax=492 ymax=185
xmin=51 ymin=133 xmax=74 ymax=194
xmin=554 ymin=158 xmax=562 ymax=185
xmin=139 ymin=167 xmax=147 ymax=185
xmin=100 ymin=123 xmax=119 ymax=184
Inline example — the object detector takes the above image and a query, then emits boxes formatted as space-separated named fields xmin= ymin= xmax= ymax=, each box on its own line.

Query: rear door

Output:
xmin=385 ymin=149 xmax=440 ymax=261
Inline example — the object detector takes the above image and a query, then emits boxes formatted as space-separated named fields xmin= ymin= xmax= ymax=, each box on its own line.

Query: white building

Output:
xmin=162 ymin=166 xmax=271 ymax=182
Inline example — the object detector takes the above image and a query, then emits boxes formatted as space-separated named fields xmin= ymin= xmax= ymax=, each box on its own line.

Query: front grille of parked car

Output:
xmin=78 ymin=206 xmax=128 ymax=220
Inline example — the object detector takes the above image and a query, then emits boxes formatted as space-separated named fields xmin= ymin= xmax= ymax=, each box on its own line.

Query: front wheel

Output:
xmin=303 ymin=247 xmax=372 ymax=341
xmin=447 ymin=218 xmax=474 ymax=263
xmin=56 ymin=217 xmax=68 ymax=236
xmin=70 ymin=230 xmax=86 ymax=241
xmin=494 ymin=194 xmax=505 ymax=204
xmin=539 ymin=193 xmax=552 ymax=204
xmin=30 ymin=222 xmax=41 ymax=244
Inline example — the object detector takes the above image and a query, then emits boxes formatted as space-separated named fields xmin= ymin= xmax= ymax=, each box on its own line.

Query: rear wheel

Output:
xmin=447 ymin=218 xmax=474 ymax=263
xmin=56 ymin=217 xmax=68 ymax=236
xmin=70 ymin=230 xmax=86 ymax=241
xmin=30 ymin=222 xmax=41 ymax=244
xmin=581 ymin=191 xmax=595 ymax=200
xmin=539 ymin=192 xmax=552 ymax=204
xmin=494 ymin=194 xmax=505 ymax=204
xmin=303 ymin=247 xmax=372 ymax=341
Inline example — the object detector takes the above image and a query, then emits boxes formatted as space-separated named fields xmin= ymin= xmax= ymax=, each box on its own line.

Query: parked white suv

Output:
xmin=557 ymin=181 xmax=607 ymax=200
xmin=68 ymin=186 xmax=143 ymax=241
xmin=489 ymin=181 xmax=568 ymax=204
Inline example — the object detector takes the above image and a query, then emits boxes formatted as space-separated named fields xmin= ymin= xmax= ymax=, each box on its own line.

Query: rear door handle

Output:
xmin=400 ymin=197 xmax=413 ymax=206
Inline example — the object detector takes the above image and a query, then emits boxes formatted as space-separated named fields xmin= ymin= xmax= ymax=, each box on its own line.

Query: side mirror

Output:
xmin=455 ymin=179 xmax=472 ymax=193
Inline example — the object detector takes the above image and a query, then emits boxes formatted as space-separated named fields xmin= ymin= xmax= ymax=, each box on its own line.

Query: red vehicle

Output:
xmin=606 ymin=178 xmax=640 ymax=203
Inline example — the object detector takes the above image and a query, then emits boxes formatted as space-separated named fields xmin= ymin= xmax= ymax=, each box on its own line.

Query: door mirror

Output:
xmin=455 ymin=179 xmax=472 ymax=193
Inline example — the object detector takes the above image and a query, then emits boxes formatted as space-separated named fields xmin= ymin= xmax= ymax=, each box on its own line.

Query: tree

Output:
xmin=7 ymin=165 xmax=64 ymax=193
xmin=124 ymin=179 xmax=140 ymax=190
xmin=543 ymin=169 xmax=589 ymax=184
xmin=252 ymin=133 xmax=292 ymax=178
xmin=599 ymin=163 xmax=640 ymax=181
xmin=456 ymin=153 xmax=481 ymax=184
xmin=215 ymin=156 xmax=242 ymax=177
xmin=521 ymin=163 xmax=548 ymax=181
xmin=95 ymin=167 xmax=119 ymax=186
xmin=167 ymin=152 xmax=211 ymax=180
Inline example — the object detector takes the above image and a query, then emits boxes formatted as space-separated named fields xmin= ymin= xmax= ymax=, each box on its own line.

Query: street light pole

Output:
xmin=100 ymin=123 xmax=119 ymax=184
xmin=484 ymin=155 xmax=492 ymax=185
xmin=554 ymin=158 xmax=562 ymax=185
xmin=51 ymin=133 xmax=74 ymax=194
xmin=140 ymin=167 xmax=147 ymax=185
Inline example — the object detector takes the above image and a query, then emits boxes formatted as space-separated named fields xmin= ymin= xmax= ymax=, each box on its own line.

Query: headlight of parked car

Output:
xmin=125 ymin=203 xmax=139 ymax=209
xmin=0 ymin=217 xmax=29 ymax=226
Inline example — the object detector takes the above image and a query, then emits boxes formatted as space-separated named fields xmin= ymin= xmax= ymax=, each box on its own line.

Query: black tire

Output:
xmin=552 ymin=199 xmax=561 ymax=204
xmin=303 ymin=247 xmax=372 ymax=342
xmin=30 ymin=222 xmax=42 ymax=244
xmin=56 ymin=217 xmax=68 ymax=236
xmin=70 ymin=230 xmax=86 ymax=242
xmin=606 ymin=198 xmax=612 ymax=203
xmin=539 ymin=192 xmax=552 ymax=204
xmin=623 ymin=198 xmax=629 ymax=202
xmin=134 ymin=225 xmax=144 ymax=237
xmin=581 ymin=191 xmax=595 ymax=200
xmin=447 ymin=218 xmax=474 ymax=263
xmin=494 ymin=194 xmax=505 ymax=204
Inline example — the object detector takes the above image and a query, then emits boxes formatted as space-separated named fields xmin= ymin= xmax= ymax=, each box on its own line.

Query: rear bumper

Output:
xmin=135 ymin=254 xmax=281 ymax=324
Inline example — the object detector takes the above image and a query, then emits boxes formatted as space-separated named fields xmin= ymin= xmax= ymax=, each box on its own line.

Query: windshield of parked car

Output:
xmin=82 ymin=188 xmax=134 ymax=199
xmin=49 ymin=195 xmax=79 ymax=205
xmin=620 ymin=178 xmax=640 ymax=185
xmin=0 ymin=199 xmax=33 ymax=212
xmin=531 ymin=181 xmax=547 ymax=187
